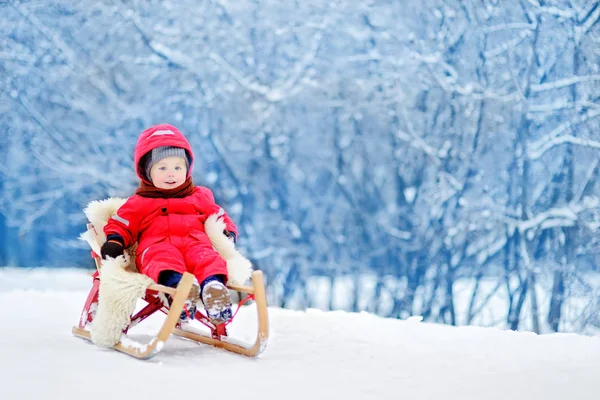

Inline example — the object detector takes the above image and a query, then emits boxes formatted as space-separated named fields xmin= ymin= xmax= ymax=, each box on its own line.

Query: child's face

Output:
xmin=150 ymin=156 xmax=187 ymax=189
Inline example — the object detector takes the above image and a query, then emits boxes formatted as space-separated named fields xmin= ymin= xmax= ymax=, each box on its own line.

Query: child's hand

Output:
xmin=101 ymin=240 xmax=124 ymax=259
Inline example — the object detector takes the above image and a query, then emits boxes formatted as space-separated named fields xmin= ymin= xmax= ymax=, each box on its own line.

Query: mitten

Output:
xmin=100 ymin=235 xmax=124 ymax=259
xmin=223 ymin=229 xmax=237 ymax=244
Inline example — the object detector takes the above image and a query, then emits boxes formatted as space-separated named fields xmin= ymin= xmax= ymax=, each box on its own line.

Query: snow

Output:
xmin=1 ymin=268 xmax=600 ymax=400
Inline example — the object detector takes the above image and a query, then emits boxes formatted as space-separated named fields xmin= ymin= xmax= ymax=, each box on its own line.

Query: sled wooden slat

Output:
xmin=72 ymin=327 xmax=165 ymax=359
xmin=226 ymin=283 xmax=254 ymax=294
xmin=173 ymin=270 xmax=269 ymax=357
xmin=73 ymin=272 xmax=195 ymax=359
xmin=147 ymin=284 xmax=177 ymax=296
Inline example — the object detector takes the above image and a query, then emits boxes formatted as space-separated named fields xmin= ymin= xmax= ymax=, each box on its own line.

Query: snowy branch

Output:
xmin=395 ymin=130 xmax=441 ymax=167
xmin=575 ymin=2 xmax=600 ymax=43
xmin=506 ymin=197 xmax=600 ymax=234
xmin=484 ymin=31 xmax=532 ymax=58
xmin=483 ymin=22 xmax=536 ymax=33
xmin=528 ymin=108 xmax=600 ymax=159
xmin=531 ymin=75 xmax=600 ymax=92
xmin=530 ymin=135 xmax=600 ymax=160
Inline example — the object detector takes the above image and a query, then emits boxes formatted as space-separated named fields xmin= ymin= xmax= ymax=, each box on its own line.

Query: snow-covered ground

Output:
xmin=1 ymin=268 xmax=599 ymax=400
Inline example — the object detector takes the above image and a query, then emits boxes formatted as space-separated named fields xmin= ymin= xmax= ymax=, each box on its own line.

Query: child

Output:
xmin=100 ymin=123 xmax=237 ymax=324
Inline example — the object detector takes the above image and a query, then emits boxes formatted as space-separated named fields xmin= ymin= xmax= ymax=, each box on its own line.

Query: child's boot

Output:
xmin=201 ymin=275 xmax=232 ymax=324
xmin=181 ymin=279 xmax=200 ymax=322
xmin=158 ymin=270 xmax=200 ymax=322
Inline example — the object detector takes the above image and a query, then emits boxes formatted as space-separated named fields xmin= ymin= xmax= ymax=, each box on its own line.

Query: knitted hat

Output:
xmin=144 ymin=146 xmax=189 ymax=182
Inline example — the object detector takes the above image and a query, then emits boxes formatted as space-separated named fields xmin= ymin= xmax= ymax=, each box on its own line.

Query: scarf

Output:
xmin=135 ymin=177 xmax=195 ymax=198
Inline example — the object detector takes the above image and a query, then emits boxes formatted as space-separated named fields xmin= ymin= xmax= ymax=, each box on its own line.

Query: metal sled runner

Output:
xmin=72 ymin=223 xmax=269 ymax=359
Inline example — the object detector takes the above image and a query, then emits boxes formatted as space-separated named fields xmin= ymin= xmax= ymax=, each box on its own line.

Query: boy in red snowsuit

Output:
xmin=100 ymin=123 xmax=237 ymax=323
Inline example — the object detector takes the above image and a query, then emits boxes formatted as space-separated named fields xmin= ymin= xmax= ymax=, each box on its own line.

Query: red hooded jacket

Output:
xmin=104 ymin=124 xmax=237 ymax=257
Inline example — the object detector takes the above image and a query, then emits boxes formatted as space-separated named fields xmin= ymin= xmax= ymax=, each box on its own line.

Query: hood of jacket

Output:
xmin=133 ymin=124 xmax=194 ymax=184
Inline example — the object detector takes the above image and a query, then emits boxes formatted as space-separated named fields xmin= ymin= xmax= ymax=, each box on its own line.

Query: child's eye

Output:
xmin=175 ymin=166 xmax=182 ymax=170
xmin=159 ymin=167 xmax=166 ymax=170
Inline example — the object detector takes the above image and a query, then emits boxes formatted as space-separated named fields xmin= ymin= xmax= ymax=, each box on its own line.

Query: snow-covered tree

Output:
xmin=1 ymin=0 xmax=599 ymax=333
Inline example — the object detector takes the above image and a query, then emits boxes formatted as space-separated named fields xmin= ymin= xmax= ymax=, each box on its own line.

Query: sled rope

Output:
xmin=225 ymin=293 xmax=255 ymax=326
xmin=182 ymin=303 xmax=193 ymax=320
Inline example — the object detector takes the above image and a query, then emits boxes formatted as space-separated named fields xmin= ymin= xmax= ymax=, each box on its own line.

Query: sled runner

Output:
xmin=72 ymin=205 xmax=269 ymax=359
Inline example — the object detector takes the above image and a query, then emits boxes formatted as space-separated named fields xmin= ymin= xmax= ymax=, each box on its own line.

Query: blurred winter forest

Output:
xmin=2 ymin=0 xmax=600 ymax=334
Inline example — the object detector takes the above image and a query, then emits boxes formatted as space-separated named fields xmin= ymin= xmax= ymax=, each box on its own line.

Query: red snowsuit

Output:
xmin=103 ymin=124 xmax=237 ymax=284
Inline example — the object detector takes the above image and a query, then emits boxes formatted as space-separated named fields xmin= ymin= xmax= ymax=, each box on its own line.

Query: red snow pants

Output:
xmin=137 ymin=241 xmax=228 ymax=285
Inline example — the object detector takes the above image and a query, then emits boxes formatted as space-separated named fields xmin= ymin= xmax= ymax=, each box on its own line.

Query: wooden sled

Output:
xmin=72 ymin=223 xmax=269 ymax=359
